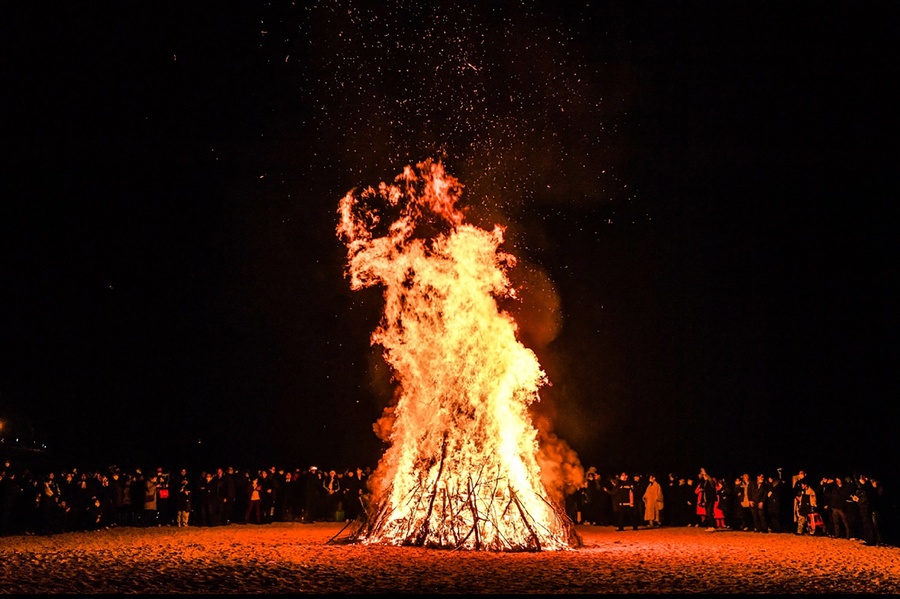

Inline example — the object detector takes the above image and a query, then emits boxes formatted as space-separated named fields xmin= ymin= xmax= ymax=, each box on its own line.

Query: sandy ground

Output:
xmin=1 ymin=522 xmax=898 ymax=594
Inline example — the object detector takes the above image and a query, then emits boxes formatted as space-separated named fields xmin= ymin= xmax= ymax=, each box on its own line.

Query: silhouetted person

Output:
xmin=341 ymin=469 xmax=362 ymax=522
xmin=216 ymin=467 xmax=236 ymax=525
xmin=795 ymin=480 xmax=817 ymax=535
xmin=175 ymin=479 xmax=192 ymax=527
xmin=765 ymin=475 xmax=785 ymax=533
xmin=323 ymin=470 xmax=342 ymax=521
xmin=869 ymin=478 xmax=885 ymax=547
xmin=735 ymin=473 xmax=752 ymax=531
xmin=609 ymin=472 xmax=638 ymax=531
xmin=258 ymin=469 xmax=275 ymax=524
xmin=669 ymin=477 xmax=688 ymax=527
xmin=715 ymin=478 xmax=732 ymax=529
xmin=197 ymin=471 xmax=216 ymax=526
xmin=142 ymin=474 xmax=160 ymax=527
xmin=749 ymin=473 xmax=769 ymax=533
xmin=232 ymin=470 xmax=251 ymax=524
xmin=826 ymin=475 xmax=851 ymax=539
xmin=851 ymin=474 xmax=876 ymax=545
xmin=0 ymin=471 xmax=23 ymax=536
xmin=113 ymin=472 xmax=129 ymax=526
xmin=245 ymin=477 xmax=263 ymax=524
xmin=699 ymin=468 xmax=718 ymax=531
xmin=303 ymin=466 xmax=322 ymax=523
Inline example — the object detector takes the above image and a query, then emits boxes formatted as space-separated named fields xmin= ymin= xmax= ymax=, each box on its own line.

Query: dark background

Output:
xmin=1 ymin=1 xmax=896 ymax=481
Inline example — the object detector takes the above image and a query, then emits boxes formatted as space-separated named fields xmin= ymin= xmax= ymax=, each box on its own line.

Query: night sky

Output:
xmin=1 ymin=1 xmax=896 ymax=480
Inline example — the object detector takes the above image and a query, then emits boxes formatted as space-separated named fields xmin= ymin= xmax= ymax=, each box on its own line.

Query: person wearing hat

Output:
xmin=303 ymin=466 xmax=321 ymax=523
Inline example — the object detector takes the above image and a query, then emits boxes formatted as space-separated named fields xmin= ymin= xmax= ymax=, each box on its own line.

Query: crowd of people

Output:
xmin=0 ymin=460 xmax=371 ymax=537
xmin=0 ymin=458 xmax=892 ymax=549
xmin=565 ymin=466 xmax=891 ymax=547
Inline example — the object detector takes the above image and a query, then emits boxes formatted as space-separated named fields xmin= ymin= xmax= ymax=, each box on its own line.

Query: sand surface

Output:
xmin=1 ymin=522 xmax=898 ymax=594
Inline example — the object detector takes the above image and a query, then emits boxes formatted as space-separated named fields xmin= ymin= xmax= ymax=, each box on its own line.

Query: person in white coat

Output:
xmin=643 ymin=474 xmax=664 ymax=527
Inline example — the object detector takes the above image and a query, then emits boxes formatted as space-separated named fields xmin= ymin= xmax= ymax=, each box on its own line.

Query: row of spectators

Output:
xmin=0 ymin=461 xmax=372 ymax=536
xmin=566 ymin=467 xmax=892 ymax=546
xmin=2 ymin=459 xmax=893 ymax=549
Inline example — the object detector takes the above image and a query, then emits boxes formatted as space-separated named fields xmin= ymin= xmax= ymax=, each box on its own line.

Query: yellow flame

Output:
xmin=337 ymin=159 xmax=580 ymax=551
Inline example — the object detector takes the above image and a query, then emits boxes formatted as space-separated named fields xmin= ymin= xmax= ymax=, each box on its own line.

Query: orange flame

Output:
xmin=337 ymin=159 xmax=581 ymax=551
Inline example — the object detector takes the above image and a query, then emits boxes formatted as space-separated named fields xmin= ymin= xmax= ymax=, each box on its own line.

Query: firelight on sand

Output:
xmin=336 ymin=159 xmax=582 ymax=551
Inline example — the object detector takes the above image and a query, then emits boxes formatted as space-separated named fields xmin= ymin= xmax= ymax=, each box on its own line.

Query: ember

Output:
xmin=336 ymin=160 xmax=581 ymax=551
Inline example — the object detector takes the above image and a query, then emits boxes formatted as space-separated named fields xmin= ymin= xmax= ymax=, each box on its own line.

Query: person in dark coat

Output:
xmin=699 ymin=468 xmax=718 ymax=531
xmin=175 ymin=479 xmax=192 ymax=527
xmin=341 ymin=469 xmax=362 ymax=522
xmin=258 ymin=469 xmax=276 ymax=524
xmin=291 ymin=468 xmax=307 ymax=522
xmin=825 ymin=475 xmax=852 ymax=539
xmin=765 ymin=475 xmax=785 ymax=533
xmin=217 ymin=467 xmax=237 ymax=525
xmin=0 ymin=470 xmax=23 ymax=536
xmin=108 ymin=471 xmax=127 ymax=527
xmin=274 ymin=470 xmax=295 ymax=522
xmin=631 ymin=473 xmax=648 ymax=528
xmin=197 ymin=471 xmax=216 ymax=527
xmin=869 ymin=478 xmax=886 ymax=547
xmin=851 ymin=474 xmax=876 ymax=546
xmin=303 ymin=467 xmax=322 ymax=523
xmin=749 ymin=473 xmax=769 ymax=533
xmin=608 ymin=472 xmax=638 ymax=531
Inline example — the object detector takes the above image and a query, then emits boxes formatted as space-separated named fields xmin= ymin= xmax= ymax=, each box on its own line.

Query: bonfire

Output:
xmin=336 ymin=160 xmax=582 ymax=551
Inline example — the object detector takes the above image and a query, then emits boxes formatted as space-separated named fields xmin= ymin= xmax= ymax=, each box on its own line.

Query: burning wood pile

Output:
xmin=336 ymin=160 xmax=582 ymax=551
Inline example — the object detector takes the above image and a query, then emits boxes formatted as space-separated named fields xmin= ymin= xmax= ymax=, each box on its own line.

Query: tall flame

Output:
xmin=336 ymin=159 xmax=581 ymax=551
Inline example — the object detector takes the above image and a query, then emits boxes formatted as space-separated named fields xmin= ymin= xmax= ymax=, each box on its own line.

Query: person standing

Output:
xmin=291 ymin=469 xmax=307 ymax=523
xmin=851 ymin=474 xmax=876 ymax=546
xmin=692 ymin=478 xmax=706 ymax=527
xmin=0 ymin=470 xmax=23 ymax=536
xmin=735 ymin=473 xmax=753 ymax=531
xmin=217 ymin=467 xmax=236 ymax=525
xmin=265 ymin=467 xmax=282 ymax=523
xmin=108 ymin=470 xmax=128 ymax=527
xmin=142 ymin=473 xmax=159 ymax=527
xmin=661 ymin=473 xmax=677 ymax=526
xmin=258 ymin=469 xmax=275 ymax=524
xmin=673 ymin=477 xmax=691 ymax=527
xmin=244 ymin=477 xmax=263 ymax=524
xmin=716 ymin=478 xmax=734 ymax=529
xmin=155 ymin=469 xmax=172 ymax=526
xmin=765 ymin=475 xmax=785 ymax=533
xmin=826 ymin=475 xmax=851 ymax=539
xmin=631 ymin=473 xmax=648 ymax=528
xmin=303 ymin=466 xmax=322 ymax=523
xmin=642 ymin=474 xmax=664 ymax=527
xmin=323 ymin=470 xmax=343 ymax=522
xmin=699 ymin=469 xmax=718 ymax=531
xmin=749 ymin=473 xmax=769 ymax=533
xmin=712 ymin=479 xmax=728 ymax=529
xmin=175 ymin=479 xmax=192 ymax=527
xmin=608 ymin=472 xmax=638 ymax=531
xmin=275 ymin=470 xmax=295 ymax=522
xmin=197 ymin=471 xmax=215 ymax=527
xmin=232 ymin=470 xmax=251 ymax=524
xmin=795 ymin=480 xmax=817 ymax=535
xmin=341 ymin=469 xmax=362 ymax=522
xmin=869 ymin=478 xmax=886 ymax=547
